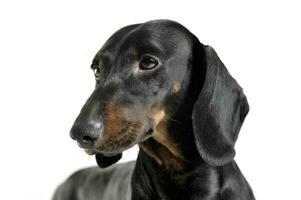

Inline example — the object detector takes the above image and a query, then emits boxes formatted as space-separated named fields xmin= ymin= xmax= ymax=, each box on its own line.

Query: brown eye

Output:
xmin=139 ymin=56 xmax=158 ymax=70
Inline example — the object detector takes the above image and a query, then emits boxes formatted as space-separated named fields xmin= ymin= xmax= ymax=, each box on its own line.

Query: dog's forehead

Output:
xmin=94 ymin=20 xmax=192 ymax=63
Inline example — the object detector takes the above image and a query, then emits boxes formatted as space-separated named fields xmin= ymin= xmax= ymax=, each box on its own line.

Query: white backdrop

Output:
xmin=0 ymin=0 xmax=300 ymax=199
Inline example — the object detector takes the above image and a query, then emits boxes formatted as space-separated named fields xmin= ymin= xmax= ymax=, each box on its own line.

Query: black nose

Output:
xmin=70 ymin=123 xmax=103 ymax=148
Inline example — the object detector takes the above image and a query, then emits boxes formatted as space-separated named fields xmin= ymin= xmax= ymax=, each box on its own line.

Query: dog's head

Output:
xmin=70 ymin=20 xmax=249 ymax=168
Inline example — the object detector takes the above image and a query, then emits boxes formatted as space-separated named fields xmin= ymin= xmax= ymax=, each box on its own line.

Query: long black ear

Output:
xmin=192 ymin=41 xmax=249 ymax=166
xmin=95 ymin=153 xmax=122 ymax=168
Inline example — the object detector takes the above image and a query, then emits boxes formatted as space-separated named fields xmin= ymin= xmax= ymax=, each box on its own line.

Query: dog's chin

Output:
xmin=84 ymin=148 xmax=123 ymax=156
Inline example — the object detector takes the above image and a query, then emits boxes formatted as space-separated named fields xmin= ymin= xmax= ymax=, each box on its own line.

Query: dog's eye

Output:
xmin=139 ymin=56 xmax=158 ymax=70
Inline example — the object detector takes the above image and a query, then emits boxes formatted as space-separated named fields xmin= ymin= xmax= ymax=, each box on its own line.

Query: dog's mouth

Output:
xmin=82 ymin=127 xmax=154 ymax=156
xmin=84 ymin=150 xmax=119 ymax=157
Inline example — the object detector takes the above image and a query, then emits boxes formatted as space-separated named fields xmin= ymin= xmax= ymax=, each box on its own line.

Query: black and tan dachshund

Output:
xmin=53 ymin=19 xmax=255 ymax=200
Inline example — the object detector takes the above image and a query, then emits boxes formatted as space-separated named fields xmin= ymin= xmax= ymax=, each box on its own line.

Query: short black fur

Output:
xmin=54 ymin=19 xmax=255 ymax=200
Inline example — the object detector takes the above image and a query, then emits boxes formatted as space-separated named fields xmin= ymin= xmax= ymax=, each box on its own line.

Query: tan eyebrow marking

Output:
xmin=128 ymin=47 xmax=138 ymax=56
xmin=172 ymin=81 xmax=181 ymax=94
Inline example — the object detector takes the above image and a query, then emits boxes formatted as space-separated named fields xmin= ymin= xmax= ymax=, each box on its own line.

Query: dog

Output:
xmin=53 ymin=19 xmax=255 ymax=200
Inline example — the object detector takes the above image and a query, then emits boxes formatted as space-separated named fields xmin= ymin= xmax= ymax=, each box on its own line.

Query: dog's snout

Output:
xmin=70 ymin=123 xmax=103 ymax=148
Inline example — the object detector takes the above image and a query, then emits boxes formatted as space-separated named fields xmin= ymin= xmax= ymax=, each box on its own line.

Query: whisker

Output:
xmin=164 ymin=117 xmax=182 ymax=124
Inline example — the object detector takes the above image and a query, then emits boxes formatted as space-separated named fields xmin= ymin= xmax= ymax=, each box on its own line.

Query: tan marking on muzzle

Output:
xmin=101 ymin=102 xmax=127 ymax=142
xmin=96 ymin=101 xmax=143 ymax=151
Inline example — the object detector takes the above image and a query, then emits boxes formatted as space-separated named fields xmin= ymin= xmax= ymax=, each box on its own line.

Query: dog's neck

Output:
xmin=139 ymin=120 xmax=199 ymax=170
xmin=134 ymin=119 xmax=219 ymax=199
xmin=132 ymin=146 xmax=219 ymax=200
xmin=138 ymin=137 xmax=186 ymax=171
xmin=138 ymin=83 xmax=203 ymax=171
xmin=138 ymin=59 xmax=203 ymax=171
xmin=138 ymin=117 xmax=201 ymax=171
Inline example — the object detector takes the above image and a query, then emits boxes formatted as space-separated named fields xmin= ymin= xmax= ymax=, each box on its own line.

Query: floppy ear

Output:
xmin=95 ymin=153 xmax=122 ymax=168
xmin=192 ymin=42 xmax=249 ymax=166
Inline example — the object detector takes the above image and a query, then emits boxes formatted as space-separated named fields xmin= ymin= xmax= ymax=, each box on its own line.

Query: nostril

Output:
xmin=82 ymin=135 xmax=97 ymax=143
xmin=70 ymin=123 xmax=102 ymax=147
